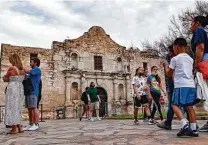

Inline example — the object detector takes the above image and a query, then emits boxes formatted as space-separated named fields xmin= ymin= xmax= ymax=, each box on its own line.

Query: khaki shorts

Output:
xmin=90 ymin=101 xmax=100 ymax=110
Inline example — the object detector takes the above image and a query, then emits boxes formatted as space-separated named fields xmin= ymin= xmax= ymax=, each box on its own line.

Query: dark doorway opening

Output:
xmin=93 ymin=87 xmax=108 ymax=117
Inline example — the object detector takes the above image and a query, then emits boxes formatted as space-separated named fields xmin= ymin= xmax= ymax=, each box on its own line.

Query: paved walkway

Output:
xmin=0 ymin=119 xmax=208 ymax=145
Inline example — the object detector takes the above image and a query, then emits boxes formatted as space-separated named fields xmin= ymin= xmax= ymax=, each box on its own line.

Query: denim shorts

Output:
xmin=25 ymin=94 xmax=38 ymax=109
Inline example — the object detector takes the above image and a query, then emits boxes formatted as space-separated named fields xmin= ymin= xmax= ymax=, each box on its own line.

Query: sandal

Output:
xmin=18 ymin=125 xmax=24 ymax=133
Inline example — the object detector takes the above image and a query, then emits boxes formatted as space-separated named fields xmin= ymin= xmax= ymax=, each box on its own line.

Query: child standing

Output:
xmin=163 ymin=38 xmax=198 ymax=137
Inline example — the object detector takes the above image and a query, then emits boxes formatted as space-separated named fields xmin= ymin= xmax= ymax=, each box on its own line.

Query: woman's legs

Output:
xmin=150 ymin=92 xmax=163 ymax=120
xmin=82 ymin=104 xmax=86 ymax=117
xmin=150 ymin=103 xmax=157 ymax=119
xmin=7 ymin=125 xmax=18 ymax=134
xmin=154 ymin=97 xmax=163 ymax=120
xmin=17 ymin=124 xmax=24 ymax=133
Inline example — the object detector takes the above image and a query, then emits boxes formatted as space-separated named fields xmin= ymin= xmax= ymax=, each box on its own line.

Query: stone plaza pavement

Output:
xmin=0 ymin=119 xmax=208 ymax=145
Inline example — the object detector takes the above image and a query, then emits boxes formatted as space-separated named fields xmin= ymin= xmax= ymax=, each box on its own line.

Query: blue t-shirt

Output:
xmin=191 ymin=27 xmax=208 ymax=60
xmin=28 ymin=67 xmax=41 ymax=97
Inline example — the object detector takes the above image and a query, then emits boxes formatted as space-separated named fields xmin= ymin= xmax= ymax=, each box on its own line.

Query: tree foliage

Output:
xmin=141 ymin=1 xmax=208 ymax=59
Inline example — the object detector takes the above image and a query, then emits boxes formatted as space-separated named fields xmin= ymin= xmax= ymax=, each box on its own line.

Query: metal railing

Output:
xmin=0 ymin=104 xmax=45 ymax=123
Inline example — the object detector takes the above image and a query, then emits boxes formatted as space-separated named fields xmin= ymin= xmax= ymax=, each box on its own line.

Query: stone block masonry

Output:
xmin=0 ymin=26 xmax=166 ymax=119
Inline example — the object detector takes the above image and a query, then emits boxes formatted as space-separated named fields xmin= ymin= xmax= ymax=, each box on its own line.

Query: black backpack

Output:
xmin=81 ymin=92 xmax=85 ymax=101
xmin=22 ymin=78 xmax=34 ymax=95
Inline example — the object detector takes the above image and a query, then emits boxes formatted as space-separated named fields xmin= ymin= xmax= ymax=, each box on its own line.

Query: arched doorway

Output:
xmin=96 ymin=87 xmax=108 ymax=117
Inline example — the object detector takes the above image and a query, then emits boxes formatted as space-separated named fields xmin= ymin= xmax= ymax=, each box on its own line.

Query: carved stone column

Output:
xmin=65 ymin=77 xmax=72 ymax=106
xmin=126 ymin=75 xmax=131 ymax=102
xmin=113 ymin=76 xmax=118 ymax=102
xmin=80 ymin=73 xmax=86 ymax=96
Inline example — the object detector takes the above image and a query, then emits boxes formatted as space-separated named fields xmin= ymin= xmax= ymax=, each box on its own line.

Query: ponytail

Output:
xmin=155 ymin=75 xmax=161 ymax=84
xmin=206 ymin=15 xmax=208 ymax=26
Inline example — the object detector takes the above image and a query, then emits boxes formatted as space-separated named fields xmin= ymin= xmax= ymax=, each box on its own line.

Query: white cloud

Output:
xmin=0 ymin=0 xmax=196 ymax=50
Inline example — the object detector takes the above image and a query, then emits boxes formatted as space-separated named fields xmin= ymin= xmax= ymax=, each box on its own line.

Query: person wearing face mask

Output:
xmin=190 ymin=15 xmax=208 ymax=132
xmin=132 ymin=67 xmax=151 ymax=124
xmin=147 ymin=66 xmax=166 ymax=124
xmin=87 ymin=82 xmax=101 ymax=121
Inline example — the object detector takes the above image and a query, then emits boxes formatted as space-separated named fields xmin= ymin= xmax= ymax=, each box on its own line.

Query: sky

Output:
xmin=0 ymin=0 xmax=196 ymax=50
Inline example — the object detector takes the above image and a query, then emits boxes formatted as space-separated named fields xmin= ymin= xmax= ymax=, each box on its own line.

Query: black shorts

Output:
xmin=134 ymin=95 xmax=149 ymax=108
xmin=84 ymin=101 xmax=89 ymax=105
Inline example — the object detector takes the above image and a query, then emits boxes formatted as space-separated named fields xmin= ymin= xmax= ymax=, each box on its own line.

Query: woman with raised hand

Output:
xmin=3 ymin=54 xmax=25 ymax=134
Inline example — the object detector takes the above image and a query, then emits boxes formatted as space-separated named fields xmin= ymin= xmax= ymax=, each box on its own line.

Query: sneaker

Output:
xmin=157 ymin=122 xmax=172 ymax=130
xmin=199 ymin=123 xmax=208 ymax=132
xmin=79 ymin=116 xmax=82 ymax=121
xmin=192 ymin=130 xmax=199 ymax=137
xmin=143 ymin=118 xmax=149 ymax=122
xmin=177 ymin=124 xmax=197 ymax=137
xmin=134 ymin=119 xmax=139 ymax=125
xmin=148 ymin=119 xmax=157 ymax=125
xmin=28 ymin=124 xmax=39 ymax=131
xmin=97 ymin=117 xmax=101 ymax=121
xmin=23 ymin=124 xmax=32 ymax=131
xmin=90 ymin=118 xmax=94 ymax=122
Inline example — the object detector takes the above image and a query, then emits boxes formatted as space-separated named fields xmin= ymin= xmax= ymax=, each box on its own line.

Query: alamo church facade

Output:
xmin=0 ymin=26 xmax=165 ymax=118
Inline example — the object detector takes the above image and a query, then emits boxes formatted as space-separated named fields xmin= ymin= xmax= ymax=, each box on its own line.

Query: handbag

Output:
xmin=195 ymin=72 xmax=208 ymax=103
xmin=22 ymin=78 xmax=34 ymax=95
xmin=198 ymin=60 xmax=208 ymax=79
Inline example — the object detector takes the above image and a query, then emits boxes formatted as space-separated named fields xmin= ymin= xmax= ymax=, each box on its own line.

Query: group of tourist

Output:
xmin=3 ymin=54 xmax=42 ymax=134
xmin=3 ymin=15 xmax=208 ymax=139
xmin=132 ymin=15 xmax=208 ymax=137
xmin=80 ymin=82 xmax=101 ymax=122
xmin=132 ymin=66 xmax=166 ymax=125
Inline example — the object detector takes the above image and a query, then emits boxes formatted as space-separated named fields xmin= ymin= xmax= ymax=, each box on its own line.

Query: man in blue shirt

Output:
xmin=190 ymin=15 xmax=208 ymax=132
xmin=24 ymin=57 xmax=41 ymax=131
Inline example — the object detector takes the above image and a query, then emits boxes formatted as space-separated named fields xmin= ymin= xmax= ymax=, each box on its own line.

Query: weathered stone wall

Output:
xmin=0 ymin=26 xmax=166 ymax=119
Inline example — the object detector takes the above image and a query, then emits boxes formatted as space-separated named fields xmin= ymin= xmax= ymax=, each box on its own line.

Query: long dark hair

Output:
xmin=135 ymin=67 xmax=142 ymax=76
xmin=151 ymin=66 xmax=161 ymax=84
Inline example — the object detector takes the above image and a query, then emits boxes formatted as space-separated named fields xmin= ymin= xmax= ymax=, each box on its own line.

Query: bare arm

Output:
xmin=159 ymin=82 xmax=166 ymax=96
xmin=24 ymin=68 xmax=30 ymax=74
xmin=164 ymin=64 xmax=174 ymax=78
xmin=146 ymin=83 xmax=152 ymax=99
xmin=3 ymin=67 xmax=14 ymax=82
xmin=87 ymin=94 xmax=91 ymax=102
xmin=132 ymin=84 xmax=140 ymax=99
xmin=195 ymin=43 xmax=204 ymax=67
xmin=97 ymin=95 xmax=101 ymax=103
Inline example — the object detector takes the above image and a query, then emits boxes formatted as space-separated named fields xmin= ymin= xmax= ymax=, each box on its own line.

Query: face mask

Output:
xmin=138 ymin=73 xmax=143 ymax=76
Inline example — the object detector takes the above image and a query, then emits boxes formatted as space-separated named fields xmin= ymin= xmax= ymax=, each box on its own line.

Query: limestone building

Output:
xmin=0 ymin=26 xmax=165 ymax=118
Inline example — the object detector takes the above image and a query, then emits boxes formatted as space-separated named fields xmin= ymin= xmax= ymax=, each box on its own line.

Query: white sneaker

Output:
xmin=90 ymin=118 xmax=94 ymax=122
xmin=28 ymin=124 xmax=39 ymax=131
xmin=97 ymin=117 xmax=101 ymax=121
xmin=23 ymin=124 xmax=32 ymax=131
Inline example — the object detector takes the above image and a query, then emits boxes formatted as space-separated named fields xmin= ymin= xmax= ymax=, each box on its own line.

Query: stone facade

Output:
xmin=0 ymin=26 xmax=166 ymax=119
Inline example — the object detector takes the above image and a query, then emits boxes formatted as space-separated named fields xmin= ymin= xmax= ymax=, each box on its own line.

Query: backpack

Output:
xmin=81 ymin=92 xmax=85 ymax=101
xmin=22 ymin=78 xmax=34 ymax=95
xmin=38 ymin=79 xmax=42 ymax=102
